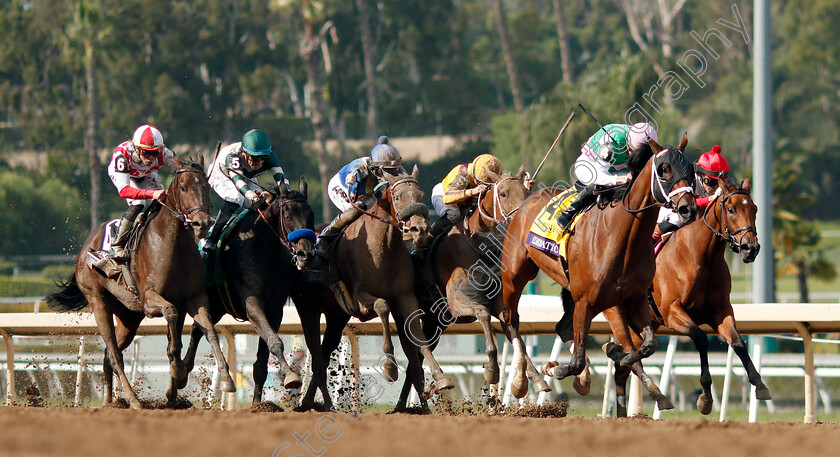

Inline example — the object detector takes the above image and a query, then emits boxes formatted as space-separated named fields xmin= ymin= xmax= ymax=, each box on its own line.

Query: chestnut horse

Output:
xmin=394 ymin=167 xmax=532 ymax=408
xmin=500 ymin=138 xmax=698 ymax=417
xmin=182 ymin=177 xmax=318 ymax=404
xmin=46 ymin=157 xmax=217 ymax=409
xmin=644 ymin=177 xmax=769 ymax=414
xmin=295 ymin=166 xmax=454 ymax=412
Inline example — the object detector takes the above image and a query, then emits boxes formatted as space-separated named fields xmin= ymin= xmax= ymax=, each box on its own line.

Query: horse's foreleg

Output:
xmin=475 ymin=306 xmax=500 ymax=384
xmin=245 ymin=296 xmax=301 ymax=390
xmin=398 ymin=306 xmax=454 ymax=392
xmin=393 ymin=329 xmax=432 ymax=414
xmin=665 ymin=304 xmax=714 ymax=414
xmin=190 ymin=303 xmax=235 ymax=393
xmin=297 ymin=306 xmax=333 ymax=411
xmin=92 ymin=302 xmax=142 ymax=410
xmin=183 ymin=325 xmax=202 ymax=375
xmin=628 ymin=360 xmax=674 ymax=411
xmin=145 ymin=291 xmax=187 ymax=403
xmin=373 ymin=298 xmax=398 ymax=382
xmin=717 ymin=314 xmax=772 ymax=400
xmin=546 ymin=302 xmax=590 ymax=381
xmin=614 ymin=364 xmax=632 ymax=418
xmin=253 ymin=339 xmax=270 ymax=404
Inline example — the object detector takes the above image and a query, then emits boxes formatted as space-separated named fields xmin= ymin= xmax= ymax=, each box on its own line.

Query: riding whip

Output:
xmin=578 ymin=103 xmax=617 ymax=145
xmin=532 ymin=111 xmax=576 ymax=181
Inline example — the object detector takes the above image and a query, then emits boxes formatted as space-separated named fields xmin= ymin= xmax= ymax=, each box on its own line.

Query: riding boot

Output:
xmin=556 ymin=186 xmax=595 ymax=231
xmin=314 ymin=205 xmax=364 ymax=261
xmin=110 ymin=205 xmax=144 ymax=261
xmin=202 ymin=201 xmax=239 ymax=253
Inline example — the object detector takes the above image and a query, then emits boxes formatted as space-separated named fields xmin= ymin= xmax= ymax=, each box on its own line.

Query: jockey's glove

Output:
xmin=245 ymin=190 xmax=259 ymax=202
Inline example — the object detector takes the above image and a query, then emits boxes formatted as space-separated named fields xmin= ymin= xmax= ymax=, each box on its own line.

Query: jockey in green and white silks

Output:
xmin=556 ymin=122 xmax=658 ymax=230
xmin=203 ymin=129 xmax=288 ymax=252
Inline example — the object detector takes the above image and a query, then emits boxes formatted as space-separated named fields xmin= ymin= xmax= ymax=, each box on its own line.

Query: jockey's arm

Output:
xmin=441 ymin=165 xmax=477 ymax=205
xmin=573 ymin=157 xmax=626 ymax=187
xmin=265 ymin=153 xmax=290 ymax=191
xmin=161 ymin=147 xmax=177 ymax=171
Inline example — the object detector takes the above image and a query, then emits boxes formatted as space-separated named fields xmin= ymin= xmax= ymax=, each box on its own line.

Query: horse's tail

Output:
xmin=45 ymin=274 xmax=88 ymax=312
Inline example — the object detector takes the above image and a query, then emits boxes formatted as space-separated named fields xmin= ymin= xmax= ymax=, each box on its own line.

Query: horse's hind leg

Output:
xmin=396 ymin=298 xmax=454 ymax=392
xmin=613 ymin=363 xmax=632 ymax=418
xmin=717 ymin=314 xmax=771 ymax=400
xmin=628 ymin=361 xmax=674 ymax=411
xmin=253 ymin=339 xmax=270 ymax=404
xmin=373 ymin=298 xmax=398 ymax=382
xmin=189 ymin=303 xmax=235 ymax=393
xmin=245 ymin=296 xmax=301 ymax=389
xmin=664 ymin=304 xmax=714 ymax=413
xmin=93 ymin=300 xmax=142 ymax=409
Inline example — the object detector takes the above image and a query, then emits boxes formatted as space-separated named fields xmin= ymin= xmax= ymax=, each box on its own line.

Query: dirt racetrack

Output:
xmin=1 ymin=406 xmax=839 ymax=457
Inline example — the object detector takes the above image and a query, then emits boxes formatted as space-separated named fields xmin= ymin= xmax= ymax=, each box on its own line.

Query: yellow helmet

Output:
xmin=468 ymin=154 xmax=503 ymax=183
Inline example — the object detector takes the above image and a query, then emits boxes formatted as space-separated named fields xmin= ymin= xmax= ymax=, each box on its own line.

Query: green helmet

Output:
xmin=242 ymin=129 xmax=272 ymax=156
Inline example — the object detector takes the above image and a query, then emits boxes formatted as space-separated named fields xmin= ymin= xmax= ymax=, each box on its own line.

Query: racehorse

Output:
xmin=500 ymin=137 xmax=698 ymax=417
xmin=46 ymin=156 xmax=218 ymax=409
xmin=646 ymin=176 xmax=769 ymax=414
xmin=295 ymin=165 xmax=454 ymax=413
xmin=182 ymin=177 xmax=317 ymax=404
xmin=394 ymin=167 xmax=532 ymax=408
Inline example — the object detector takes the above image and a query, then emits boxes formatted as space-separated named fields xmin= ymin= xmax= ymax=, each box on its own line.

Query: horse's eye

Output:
xmin=727 ymin=206 xmax=735 ymax=214
xmin=500 ymin=192 xmax=507 ymax=198
xmin=179 ymin=185 xmax=186 ymax=192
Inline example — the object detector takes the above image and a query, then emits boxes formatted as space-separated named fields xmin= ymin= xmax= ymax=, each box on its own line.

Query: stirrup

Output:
xmin=110 ymin=246 xmax=129 ymax=261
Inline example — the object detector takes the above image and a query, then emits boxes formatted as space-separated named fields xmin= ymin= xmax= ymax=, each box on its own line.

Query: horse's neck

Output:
xmin=467 ymin=196 xmax=496 ymax=233
xmin=692 ymin=202 xmax=727 ymax=259
xmin=602 ymin=160 xmax=659 ymax=246
xmin=144 ymin=204 xmax=189 ymax=253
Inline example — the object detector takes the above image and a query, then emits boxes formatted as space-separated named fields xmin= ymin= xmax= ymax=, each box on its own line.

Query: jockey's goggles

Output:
xmin=701 ymin=176 xmax=719 ymax=187
xmin=139 ymin=149 xmax=160 ymax=157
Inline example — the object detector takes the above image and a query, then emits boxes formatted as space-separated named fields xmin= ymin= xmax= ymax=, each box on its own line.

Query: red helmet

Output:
xmin=696 ymin=145 xmax=729 ymax=179
xmin=132 ymin=125 xmax=165 ymax=151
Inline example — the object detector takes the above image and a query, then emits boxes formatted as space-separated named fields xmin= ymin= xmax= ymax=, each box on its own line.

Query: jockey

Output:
xmin=106 ymin=124 xmax=177 ymax=260
xmin=556 ymin=122 xmax=658 ymax=230
xmin=654 ymin=144 xmax=729 ymax=241
xmin=429 ymin=153 xmax=504 ymax=237
xmin=203 ymin=129 xmax=288 ymax=252
xmin=314 ymin=135 xmax=406 ymax=260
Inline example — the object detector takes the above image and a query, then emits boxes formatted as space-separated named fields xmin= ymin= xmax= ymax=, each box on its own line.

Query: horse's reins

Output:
xmin=159 ymin=167 xmax=211 ymax=225
xmin=702 ymin=189 xmax=757 ymax=253
xmin=255 ymin=194 xmax=309 ymax=254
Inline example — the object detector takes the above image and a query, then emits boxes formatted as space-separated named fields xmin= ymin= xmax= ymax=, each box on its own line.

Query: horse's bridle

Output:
xmin=623 ymin=150 xmax=694 ymax=214
xmin=475 ymin=176 xmax=520 ymax=224
xmin=702 ymin=189 xmax=757 ymax=253
xmin=159 ymin=167 xmax=211 ymax=225
xmin=352 ymin=176 xmax=429 ymax=234
xmin=255 ymin=194 xmax=310 ymax=252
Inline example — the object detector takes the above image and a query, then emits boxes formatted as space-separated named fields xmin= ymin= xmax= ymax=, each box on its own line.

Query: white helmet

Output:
xmin=628 ymin=122 xmax=658 ymax=152
xmin=132 ymin=124 xmax=165 ymax=151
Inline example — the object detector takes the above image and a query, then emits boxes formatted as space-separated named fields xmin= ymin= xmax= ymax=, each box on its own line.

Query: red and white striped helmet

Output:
xmin=132 ymin=124 xmax=165 ymax=151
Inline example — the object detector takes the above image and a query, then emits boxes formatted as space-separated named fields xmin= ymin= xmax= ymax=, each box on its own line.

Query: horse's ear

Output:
xmin=515 ymin=164 xmax=527 ymax=180
xmin=173 ymin=156 xmax=184 ymax=169
xmin=198 ymin=153 xmax=205 ymax=169
xmin=411 ymin=164 xmax=419 ymax=180
xmin=678 ymin=133 xmax=688 ymax=153
xmin=299 ymin=176 xmax=307 ymax=198
xmin=484 ymin=169 xmax=501 ymax=183
xmin=278 ymin=181 xmax=289 ymax=197
xmin=719 ymin=178 xmax=732 ymax=194
xmin=648 ymin=139 xmax=663 ymax=155
xmin=741 ymin=178 xmax=751 ymax=194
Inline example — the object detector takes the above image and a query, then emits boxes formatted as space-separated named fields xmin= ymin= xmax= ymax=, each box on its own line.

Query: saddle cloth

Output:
xmin=99 ymin=219 xmax=121 ymax=251
xmin=525 ymin=190 xmax=584 ymax=259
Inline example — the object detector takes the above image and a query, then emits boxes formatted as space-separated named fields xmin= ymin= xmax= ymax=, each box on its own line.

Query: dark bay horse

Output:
xmin=46 ymin=157 xmax=216 ymax=409
xmin=500 ymin=138 xmax=698 ymax=416
xmin=394 ymin=167 xmax=532 ymax=408
xmin=646 ymin=177 xmax=769 ymax=414
xmin=182 ymin=177 xmax=317 ymax=404
xmin=295 ymin=166 xmax=454 ymax=412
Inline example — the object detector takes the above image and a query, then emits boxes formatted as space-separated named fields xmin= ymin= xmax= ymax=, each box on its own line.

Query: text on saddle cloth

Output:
xmin=99 ymin=219 xmax=121 ymax=251
xmin=525 ymin=190 xmax=584 ymax=259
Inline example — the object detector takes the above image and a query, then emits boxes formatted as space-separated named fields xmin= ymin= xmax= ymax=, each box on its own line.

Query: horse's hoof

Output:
xmin=603 ymin=342 xmax=625 ymax=362
xmin=533 ymin=379 xmax=551 ymax=393
xmin=436 ymin=376 xmax=455 ymax=391
xmin=540 ymin=361 xmax=559 ymax=377
xmin=483 ymin=364 xmax=500 ymax=384
xmin=220 ymin=380 xmax=236 ymax=393
xmin=283 ymin=372 xmax=302 ymax=390
xmin=656 ymin=395 xmax=675 ymax=411
xmin=755 ymin=383 xmax=772 ymax=400
xmin=696 ymin=393 xmax=712 ymax=415
xmin=176 ymin=375 xmax=189 ymax=390
xmin=129 ymin=399 xmax=143 ymax=411
xmin=573 ymin=376 xmax=591 ymax=396
xmin=382 ymin=360 xmax=399 ymax=382
xmin=511 ymin=373 xmax=528 ymax=399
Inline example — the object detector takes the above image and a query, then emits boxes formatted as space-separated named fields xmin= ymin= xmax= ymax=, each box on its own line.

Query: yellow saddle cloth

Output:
xmin=525 ymin=189 xmax=584 ymax=259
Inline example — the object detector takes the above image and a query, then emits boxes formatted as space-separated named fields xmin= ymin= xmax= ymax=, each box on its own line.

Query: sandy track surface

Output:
xmin=1 ymin=406 xmax=838 ymax=457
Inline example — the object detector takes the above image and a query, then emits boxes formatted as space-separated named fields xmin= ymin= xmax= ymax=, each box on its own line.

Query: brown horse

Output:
xmin=46 ymin=157 xmax=219 ymax=409
xmin=296 ymin=165 xmax=454 ymax=412
xmin=394 ymin=167 xmax=532 ymax=408
xmin=182 ymin=177 xmax=318 ymax=404
xmin=500 ymin=138 xmax=698 ymax=417
xmin=644 ymin=177 xmax=769 ymax=414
